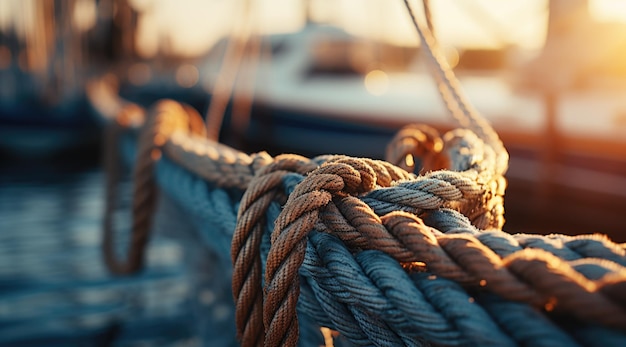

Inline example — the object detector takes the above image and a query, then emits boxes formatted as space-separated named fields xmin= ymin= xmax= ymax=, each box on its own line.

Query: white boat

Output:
xmin=199 ymin=18 xmax=626 ymax=239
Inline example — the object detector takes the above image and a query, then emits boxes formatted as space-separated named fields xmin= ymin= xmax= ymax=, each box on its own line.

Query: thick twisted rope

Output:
xmin=423 ymin=208 xmax=626 ymax=267
xmin=152 ymin=147 xmax=625 ymax=346
xmin=259 ymin=159 xmax=417 ymax=347
xmin=302 ymin=231 xmax=518 ymax=346
xmin=231 ymin=154 xmax=319 ymax=347
xmin=231 ymin=155 xmax=413 ymax=346
xmin=302 ymin=231 xmax=617 ymax=347
xmin=163 ymin=132 xmax=273 ymax=190
xmin=102 ymin=100 xmax=206 ymax=274
xmin=95 ymin=3 xmax=623 ymax=346
xmin=255 ymin=158 xmax=626 ymax=346
xmin=385 ymin=125 xmax=505 ymax=229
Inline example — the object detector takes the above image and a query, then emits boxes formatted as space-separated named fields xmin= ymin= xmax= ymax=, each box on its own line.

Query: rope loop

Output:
xmin=231 ymin=154 xmax=325 ymax=347
xmin=385 ymin=124 xmax=448 ymax=173
xmin=382 ymin=124 xmax=506 ymax=230
xmin=102 ymin=100 xmax=205 ymax=275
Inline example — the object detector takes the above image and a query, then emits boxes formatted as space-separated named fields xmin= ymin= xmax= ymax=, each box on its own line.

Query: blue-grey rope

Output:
xmin=424 ymin=208 xmax=626 ymax=268
xmin=152 ymin=156 xmax=626 ymax=346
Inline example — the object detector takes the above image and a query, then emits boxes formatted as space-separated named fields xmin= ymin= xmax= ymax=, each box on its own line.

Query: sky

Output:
xmin=1 ymin=0 xmax=626 ymax=57
xmin=127 ymin=0 xmax=626 ymax=57
xmin=130 ymin=0 xmax=548 ymax=56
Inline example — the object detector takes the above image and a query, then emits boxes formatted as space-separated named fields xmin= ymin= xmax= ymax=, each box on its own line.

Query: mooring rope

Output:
xmin=98 ymin=1 xmax=626 ymax=345
xmin=145 ymin=146 xmax=626 ymax=347
xmin=102 ymin=100 xmax=206 ymax=274
xmin=100 ymin=96 xmax=626 ymax=345
xmin=251 ymin=157 xmax=626 ymax=347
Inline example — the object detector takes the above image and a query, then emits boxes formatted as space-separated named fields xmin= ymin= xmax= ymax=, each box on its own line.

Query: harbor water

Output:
xmin=0 ymin=157 xmax=209 ymax=346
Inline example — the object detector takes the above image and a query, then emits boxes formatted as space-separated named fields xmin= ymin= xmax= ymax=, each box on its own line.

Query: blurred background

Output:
xmin=1 ymin=0 xmax=625 ymax=345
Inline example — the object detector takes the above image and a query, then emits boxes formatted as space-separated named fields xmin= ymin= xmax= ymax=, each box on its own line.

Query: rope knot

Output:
xmin=316 ymin=158 xmax=377 ymax=195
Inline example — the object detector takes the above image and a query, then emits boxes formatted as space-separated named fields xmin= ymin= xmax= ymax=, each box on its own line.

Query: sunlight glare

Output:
xmin=131 ymin=0 xmax=554 ymax=57
xmin=591 ymin=0 xmax=626 ymax=22
xmin=175 ymin=64 xmax=199 ymax=88
xmin=443 ymin=45 xmax=460 ymax=69
xmin=364 ymin=69 xmax=389 ymax=96
xmin=73 ymin=0 xmax=96 ymax=32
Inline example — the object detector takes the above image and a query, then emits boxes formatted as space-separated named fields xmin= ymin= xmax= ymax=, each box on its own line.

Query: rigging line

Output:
xmin=404 ymin=0 xmax=473 ymax=130
xmin=420 ymin=1 xmax=469 ymax=127
xmin=230 ymin=33 xmax=262 ymax=141
xmin=205 ymin=0 xmax=253 ymax=141
xmin=422 ymin=0 xmax=434 ymax=37
xmin=402 ymin=0 xmax=508 ymax=173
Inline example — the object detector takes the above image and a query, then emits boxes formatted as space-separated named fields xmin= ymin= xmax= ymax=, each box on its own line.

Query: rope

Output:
xmin=422 ymin=0 xmax=434 ymax=38
xmin=93 ymin=2 xmax=626 ymax=347
xmin=148 ymin=143 xmax=626 ymax=346
xmin=99 ymin=11 xmax=626 ymax=341
xmin=384 ymin=124 xmax=447 ymax=173
xmin=255 ymin=158 xmax=626 ymax=346
xmin=384 ymin=127 xmax=504 ymax=230
xmin=102 ymin=100 xmax=206 ymax=274
xmin=163 ymin=132 xmax=273 ymax=190
xmin=231 ymin=154 xmax=319 ymax=347
xmin=302 ymin=231 xmax=516 ymax=346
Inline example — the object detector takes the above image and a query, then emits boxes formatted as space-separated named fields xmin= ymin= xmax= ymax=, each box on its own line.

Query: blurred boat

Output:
xmin=89 ymin=1 xmax=626 ymax=237
xmin=199 ymin=12 xmax=626 ymax=238
xmin=0 ymin=0 xmax=100 ymax=158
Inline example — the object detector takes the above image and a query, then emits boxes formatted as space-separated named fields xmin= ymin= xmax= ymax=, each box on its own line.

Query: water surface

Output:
xmin=0 ymin=159 xmax=198 ymax=346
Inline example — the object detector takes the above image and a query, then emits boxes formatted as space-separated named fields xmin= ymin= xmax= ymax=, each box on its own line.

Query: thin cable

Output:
xmin=422 ymin=0 xmax=434 ymax=37
xmin=205 ymin=0 xmax=254 ymax=141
